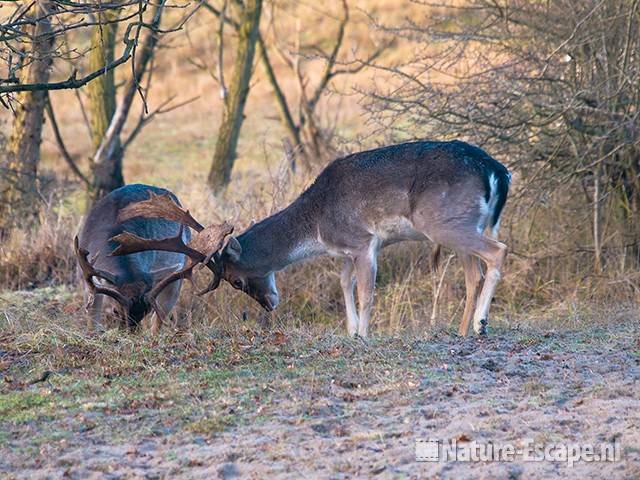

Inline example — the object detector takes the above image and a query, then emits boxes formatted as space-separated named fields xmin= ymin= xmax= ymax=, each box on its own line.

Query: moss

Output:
xmin=186 ymin=414 xmax=238 ymax=434
xmin=0 ymin=391 xmax=51 ymax=423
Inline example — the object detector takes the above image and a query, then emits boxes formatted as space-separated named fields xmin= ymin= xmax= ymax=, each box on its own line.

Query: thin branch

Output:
xmin=307 ymin=0 xmax=349 ymax=111
xmin=257 ymin=34 xmax=300 ymax=147
xmin=217 ymin=0 xmax=228 ymax=100
xmin=73 ymin=88 xmax=93 ymax=138
xmin=44 ymin=91 xmax=90 ymax=186
xmin=93 ymin=0 xmax=166 ymax=164
xmin=122 ymin=95 xmax=200 ymax=149
xmin=0 ymin=20 xmax=141 ymax=94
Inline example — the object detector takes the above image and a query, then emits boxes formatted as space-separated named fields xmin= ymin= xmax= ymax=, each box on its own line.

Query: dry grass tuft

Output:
xmin=0 ymin=200 xmax=79 ymax=291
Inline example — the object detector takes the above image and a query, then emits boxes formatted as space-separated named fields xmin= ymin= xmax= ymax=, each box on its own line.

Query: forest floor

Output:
xmin=1 ymin=288 xmax=639 ymax=479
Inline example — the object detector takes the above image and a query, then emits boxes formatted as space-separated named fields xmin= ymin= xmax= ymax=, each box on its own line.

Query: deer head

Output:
xmin=215 ymin=237 xmax=280 ymax=311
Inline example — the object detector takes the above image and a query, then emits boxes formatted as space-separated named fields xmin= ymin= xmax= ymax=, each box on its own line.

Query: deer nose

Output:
xmin=263 ymin=293 xmax=279 ymax=311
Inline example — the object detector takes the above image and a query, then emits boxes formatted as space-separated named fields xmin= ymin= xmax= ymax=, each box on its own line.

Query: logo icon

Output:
xmin=416 ymin=439 xmax=439 ymax=462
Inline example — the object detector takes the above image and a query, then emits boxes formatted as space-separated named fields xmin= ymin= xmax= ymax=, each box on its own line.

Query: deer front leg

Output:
xmin=153 ymin=279 xmax=182 ymax=332
xmin=86 ymin=293 xmax=103 ymax=331
xmin=354 ymin=243 xmax=379 ymax=338
xmin=340 ymin=259 xmax=359 ymax=337
xmin=147 ymin=297 xmax=169 ymax=335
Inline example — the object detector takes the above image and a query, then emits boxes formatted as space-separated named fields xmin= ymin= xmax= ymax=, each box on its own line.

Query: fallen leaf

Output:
xmin=272 ymin=332 xmax=287 ymax=345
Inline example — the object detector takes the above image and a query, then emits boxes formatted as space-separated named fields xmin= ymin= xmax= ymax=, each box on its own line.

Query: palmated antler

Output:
xmin=74 ymin=236 xmax=131 ymax=311
xmin=110 ymin=226 xmax=202 ymax=260
xmin=117 ymin=191 xmax=204 ymax=232
xmin=110 ymin=222 xmax=233 ymax=293
xmin=110 ymin=191 xmax=234 ymax=308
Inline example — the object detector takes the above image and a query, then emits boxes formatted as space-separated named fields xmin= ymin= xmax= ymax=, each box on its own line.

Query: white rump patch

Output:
xmin=477 ymin=174 xmax=499 ymax=234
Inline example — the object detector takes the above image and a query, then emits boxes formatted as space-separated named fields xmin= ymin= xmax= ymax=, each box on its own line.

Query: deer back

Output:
xmin=78 ymin=184 xmax=190 ymax=294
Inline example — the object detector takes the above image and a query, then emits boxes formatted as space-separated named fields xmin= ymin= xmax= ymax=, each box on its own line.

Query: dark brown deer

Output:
xmin=116 ymin=141 xmax=510 ymax=337
xmin=75 ymin=184 xmax=232 ymax=332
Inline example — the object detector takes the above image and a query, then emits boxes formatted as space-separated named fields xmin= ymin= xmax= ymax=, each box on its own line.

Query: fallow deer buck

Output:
xmin=117 ymin=141 xmax=510 ymax=337
xmin=75 ymin=184 xmax=233 ymax=332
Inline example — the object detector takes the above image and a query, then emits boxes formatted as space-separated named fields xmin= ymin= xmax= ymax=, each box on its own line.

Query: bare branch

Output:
xmin=44 ymin=91 xmax=90 ymax=186
xmin=217 ymin=0 xmax=228 ymax=101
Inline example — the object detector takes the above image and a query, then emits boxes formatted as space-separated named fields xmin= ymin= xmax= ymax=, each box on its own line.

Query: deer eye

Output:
xmin=233 ymin=279 xmax=244 ymax=290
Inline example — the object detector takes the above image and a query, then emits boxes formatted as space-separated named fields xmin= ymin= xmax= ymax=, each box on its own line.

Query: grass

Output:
xmin=2 ymin=324 xmax=434 ymax=453
xmin=2 ymin=287 xmax=637 ymax=425
xmin=1 ymin=287 xmax=638 ymax=477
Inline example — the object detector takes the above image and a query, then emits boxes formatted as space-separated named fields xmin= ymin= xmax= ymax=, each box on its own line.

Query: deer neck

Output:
xmin=236 ymin=199 xmax=325 ymax=275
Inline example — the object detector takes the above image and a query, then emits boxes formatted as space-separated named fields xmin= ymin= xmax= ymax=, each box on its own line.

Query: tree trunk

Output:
xmin=91 ymin=146 xmax=124 ymax=201
xmin=88 ymin=19 xmax=118 ymax=150
xmin=89 ymin=2 xmax=165 ymax=202
xmin=0 ymin=0 xmax=54 ymax=232
xmin=208 ymin=0 xmax=262 ymax=192
xmin=87 ymin=13 xmax=124 ymax=202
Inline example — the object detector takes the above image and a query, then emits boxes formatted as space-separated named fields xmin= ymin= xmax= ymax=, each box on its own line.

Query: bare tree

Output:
xmin=263 ymin=0 xmax=387 ymax=167
xmin=202 ymin=0 xmax=386 ymax=174
xmin=366 ymin=0 xmax=640 ymax=293
xmin=87 ymin=8 xmax=123 ymax=200
xmin=0 ymin=0 xmax=154 ymax=96
xmin=21 ymin=0 xmax=195 ymax=202
xmin=0 ymin=0 xmax=198 ymax=228
xmin=0 ymin=0 xmax=54 ymax=230
xmin=207 ymin=0 xmax=263 ymax=193
xmin=89 ymin=0 xmax=199 ymax=201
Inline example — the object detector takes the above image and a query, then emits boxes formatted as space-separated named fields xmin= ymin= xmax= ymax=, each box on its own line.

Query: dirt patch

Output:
xmin=2 ymin=317 xmax=639 ymax=479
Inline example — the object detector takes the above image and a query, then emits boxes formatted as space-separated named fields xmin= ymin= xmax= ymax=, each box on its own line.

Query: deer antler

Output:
xmin=117 ymin=191 xmax=204 ymax=231
xmin=74 ymin=236 xmax=131 ymax=310
xmin=110 ymin=192 xmax=234 ymax=303
xmin=110 ymin=226 xmax=203 ymax=261
xmin=111 ymin=222 xmax=233 ymax=270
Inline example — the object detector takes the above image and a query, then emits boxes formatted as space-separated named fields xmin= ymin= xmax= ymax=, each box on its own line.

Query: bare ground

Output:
xmin=1 ymin=291 xmax=639 ymax=479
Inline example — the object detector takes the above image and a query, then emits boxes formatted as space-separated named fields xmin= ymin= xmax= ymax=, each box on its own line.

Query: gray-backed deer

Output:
xmin=75 ymin=184 xmax=232 ymax=332
xmin=118 ymin=141 xmax=510 ymax=337
xmin=217 ymin=140 xmax=510 ymax=337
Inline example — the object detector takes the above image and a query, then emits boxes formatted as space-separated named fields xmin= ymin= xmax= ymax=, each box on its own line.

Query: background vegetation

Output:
xmin=1 ymin=0 xmax=639 ymax=332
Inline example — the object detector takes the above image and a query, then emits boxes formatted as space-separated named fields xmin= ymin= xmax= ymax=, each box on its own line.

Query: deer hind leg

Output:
xmin=340 ymin=259 xmax=359 ymax=337
xmin=354 ymin=242 xmax=380 ymax=338
xmin=471 ymin=237 xmax=507 ymax=335
xmin=459 ymin=254 xmax=482 ymax=337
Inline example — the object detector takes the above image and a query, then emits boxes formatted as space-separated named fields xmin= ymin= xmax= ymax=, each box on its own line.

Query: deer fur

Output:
xmin=217 ymin=140 xmax=510 ymax=337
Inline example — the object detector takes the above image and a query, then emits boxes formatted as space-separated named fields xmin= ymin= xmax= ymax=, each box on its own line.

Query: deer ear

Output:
xmin=224 ymin=237 xmax=242 ymax=262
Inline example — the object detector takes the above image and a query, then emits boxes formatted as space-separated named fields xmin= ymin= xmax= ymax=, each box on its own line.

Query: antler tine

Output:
xmin=110 ymin=227 xmax=206 ymax=263
xmin=196 ymin=274 xmax=221 ymax=296
xmin=74 ymin=236 xmax=131 ymax=309
xmin=123 ymin=221 xmax=235 ymax=303
xmin=92 ymin=284 xmax=131 ymax=309
xmin=188 ymin=221 xmax=234 ymax=266
xmin=74 ymin=237 xmax=118 ymax=284
xmin=147 ymin=259 xmax=199 ymax=301
xmin=117 ymin=191 xmax=204 ymax=232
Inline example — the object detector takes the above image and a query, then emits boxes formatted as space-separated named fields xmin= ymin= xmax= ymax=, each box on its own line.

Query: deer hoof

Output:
xmin=476 ymin=319 xmax=488 ymax=336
